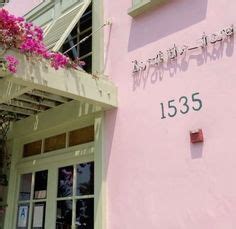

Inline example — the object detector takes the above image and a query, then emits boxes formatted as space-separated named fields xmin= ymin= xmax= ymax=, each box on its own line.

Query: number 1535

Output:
xmin=160 ymin=92 xmax=203 ymax=119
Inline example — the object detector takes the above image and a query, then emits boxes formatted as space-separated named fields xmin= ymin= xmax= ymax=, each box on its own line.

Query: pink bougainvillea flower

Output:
xmin=0 ymin=9 xmax=86 ymax=73
xmin=4 ymin=55 xmax=19 ymax=73
xmin=50 ymin=53 xmax=69 ymax=70
xmin=5 ymin=55 xmax=19 ymax=64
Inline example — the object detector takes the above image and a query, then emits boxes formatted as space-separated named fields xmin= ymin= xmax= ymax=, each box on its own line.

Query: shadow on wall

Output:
xmin=132 ymin=36 xmax=234 ymax=90
xmin=190 ymin=143 xmax=204 ymax=159
xmin=104 ymin=109 xmax=118 ymax=179
xmin=128 ymin=0 xmax=208 ymax=51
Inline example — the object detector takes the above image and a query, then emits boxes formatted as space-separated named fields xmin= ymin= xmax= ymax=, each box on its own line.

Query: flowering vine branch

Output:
xmin=0 ymin=9 xmax=85 ymax=74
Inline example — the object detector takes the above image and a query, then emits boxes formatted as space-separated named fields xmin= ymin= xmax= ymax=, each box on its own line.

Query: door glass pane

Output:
xmin=19 ymin=173 xmax=32 ymax=201
xmin=76 ymin=162 xmax=94 ymax=196
xmin=76 ymin=198 xmax=93 ymax=229
xmin=16 ymin=203 xmax=29 ymax=229
xmin=56 ymin=200 xmax=72 ymax=228
xmin=57 ymin=166 xmax=74 ymax=197
xmin=34 ymin=170 xmax=48 ymax=199
xmin=32 ymin=202 xmax=46 ymax=229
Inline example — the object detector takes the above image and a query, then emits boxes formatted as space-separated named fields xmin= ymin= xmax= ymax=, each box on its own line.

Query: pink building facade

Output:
xmin=1 ymin=0 xmax=236 ymax=228
xmin=104 ymin=1 xmax=236 ymax=229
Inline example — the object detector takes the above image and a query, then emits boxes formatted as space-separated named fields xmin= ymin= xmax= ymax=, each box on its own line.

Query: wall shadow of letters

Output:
xmin=132 ymin=36 xmax=234 ymax=91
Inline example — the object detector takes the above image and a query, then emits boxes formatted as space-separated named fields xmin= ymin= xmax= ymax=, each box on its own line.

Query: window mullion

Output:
xmin=72 ymin=164 xmax=77 ymax=227
xmin=27 ymin=173 xmax=35 ymax=228
xmin=79 ymin=26 xmax=92 ymax=36
xmin=45 ymin=166 xmax=57 ymax=229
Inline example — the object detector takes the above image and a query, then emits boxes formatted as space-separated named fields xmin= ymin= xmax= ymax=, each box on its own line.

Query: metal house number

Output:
xmin=160 ymin=92 xmax=203 ymax=119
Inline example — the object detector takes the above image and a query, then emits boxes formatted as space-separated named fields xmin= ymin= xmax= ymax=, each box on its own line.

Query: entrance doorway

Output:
xmin=15 ymin=146 xmax=94 ymax=229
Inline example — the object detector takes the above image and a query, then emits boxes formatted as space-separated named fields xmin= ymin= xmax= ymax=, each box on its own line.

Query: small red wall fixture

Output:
xmin=190 ymin=129 xmax=204 ymax=143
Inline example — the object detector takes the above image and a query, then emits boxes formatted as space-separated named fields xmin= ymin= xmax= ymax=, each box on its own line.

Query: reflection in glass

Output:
xmin=32 ymin=202 xmax=46 ymax=229
xmin=76 ymin=162 xmax=94 ymax=196
xmin=34 ymin=170 xmax=48 ymax=199
xmin=56 ymin=200 xmax=72 ymax=229
xmin=19 ymin=173 xmax=32 ymax=201
xmin=17 ymin=204 xmax=29 ymax=229
xmin=76 ymin=198 xmax=93 ymax=229
xmin=57 ymin=166 xmax=73 ymax=197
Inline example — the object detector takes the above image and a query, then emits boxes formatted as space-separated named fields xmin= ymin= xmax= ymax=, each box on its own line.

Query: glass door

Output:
xmin=15 ymin=162 xmax=94 ymax=229
xmin=56 ymin=162 xmax=94 ymax=229
xmin=16 ymin=170 xmax=48 ymax=229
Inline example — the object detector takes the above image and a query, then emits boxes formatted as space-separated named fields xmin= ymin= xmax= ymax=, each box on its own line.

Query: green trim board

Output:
xmin=94 ymin=113 xmax=106 ymax=229
xmin=25 ymin=0 xmax=55 ymax=28
xmin=9 ymin=100 xmax=100 ymax=139
xmin=128 ymin=0 xmax=166 ymax=17
xmin=92 ymin=0 xmax=104 ymax=74
xmin=0 ymin=49 xmax=118 ymax=109
xmin=24 ymin=0 xmax=54 ymax=19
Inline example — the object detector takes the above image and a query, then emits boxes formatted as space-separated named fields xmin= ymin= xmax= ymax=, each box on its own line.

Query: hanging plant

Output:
xmin=0 ymin=9 xmax=85 ymax=74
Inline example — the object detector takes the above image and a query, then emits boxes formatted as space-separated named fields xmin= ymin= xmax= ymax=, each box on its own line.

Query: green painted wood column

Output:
xmin=94 ymin=112 xmax=106 ymax=229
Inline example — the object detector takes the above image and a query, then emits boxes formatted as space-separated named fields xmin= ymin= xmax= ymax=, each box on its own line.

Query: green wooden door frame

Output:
xmin=4 ymin=110 xmax=106 ymax=229
xmin=13 ymin=145 xmax=94 ymax=228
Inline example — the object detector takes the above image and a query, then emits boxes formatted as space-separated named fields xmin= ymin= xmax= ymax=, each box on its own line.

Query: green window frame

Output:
xmin=0 ymin=0 xmax=9 ymax=8
xmin=128 ymin=0 xmax=166 ymax=17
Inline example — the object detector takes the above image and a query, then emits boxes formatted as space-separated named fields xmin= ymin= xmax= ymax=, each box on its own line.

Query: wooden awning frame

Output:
xmin=0 ymin=50 xmax=117 ymax=120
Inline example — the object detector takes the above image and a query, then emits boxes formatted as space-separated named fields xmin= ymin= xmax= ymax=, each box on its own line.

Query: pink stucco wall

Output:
xmin=104 ymin=0 xmax=236 ymax=228
xmin=3 ymin=0 xmax=43 ymax=16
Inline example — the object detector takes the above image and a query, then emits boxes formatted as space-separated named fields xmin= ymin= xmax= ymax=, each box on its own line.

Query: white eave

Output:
xmin=0 ymin=50 xmax=117 ymax=120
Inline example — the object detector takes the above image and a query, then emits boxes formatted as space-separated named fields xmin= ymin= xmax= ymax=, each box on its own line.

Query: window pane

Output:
xmin=80 ymin=55 xmax=92 ymax=73
xmin=76 ymin=199 xmax=93 ymax=229
xmin=34 ymin=170 xmax=48 ymax=199
xmin=79 ymin=31 xmax=92 ymax=57
xmin=56 ymin=200 xmax=72 ymax=228
xmin=69 ymin=126 xmax=94 ymax=147
xmin=76 ymin=162 xmax=94 ymax=196
xmin=70 ymin=23 xmax=78 ymax=37
xmin=19 ymin=173 xmax=32 ymax=201
xmin=57 ymin=166 xmax=73 ymax=197
xmin=32 ymin=202 xmax=46 ymax=229
xmin=23 ymin=140 xmax=42 ymax=157
xmin=79 ymin=5 xmax=92 ymax=32
xmin=62 ymin=37 xmax=78 ymax=60
xmin=44 ymin=133 xmax=66 ymax=153
xmin=17 ymin=204 xmax=29 ymax=229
